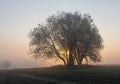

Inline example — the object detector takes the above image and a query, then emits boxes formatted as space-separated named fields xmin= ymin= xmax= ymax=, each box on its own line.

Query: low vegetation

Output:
xmin=15 ymin=65 xmax=120 ymax=84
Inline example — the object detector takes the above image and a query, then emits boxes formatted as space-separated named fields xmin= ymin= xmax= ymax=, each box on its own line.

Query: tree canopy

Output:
xmin=29 ymin=11 xmax=103 ymax=67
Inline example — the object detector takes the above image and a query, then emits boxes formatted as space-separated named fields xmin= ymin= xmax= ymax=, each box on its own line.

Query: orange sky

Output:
xmin=0 ymin=0 xmax=120 ymax=68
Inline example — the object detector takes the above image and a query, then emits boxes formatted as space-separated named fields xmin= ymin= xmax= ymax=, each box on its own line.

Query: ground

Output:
xmin=1 ymin=65 xmax=120 ymax=84
xmin=0 ymin=71 xmax=59 ymax=84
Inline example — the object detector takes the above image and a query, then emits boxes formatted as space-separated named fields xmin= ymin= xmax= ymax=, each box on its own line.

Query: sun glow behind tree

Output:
xmin=29 ymin=11 xmax=103 ymax=67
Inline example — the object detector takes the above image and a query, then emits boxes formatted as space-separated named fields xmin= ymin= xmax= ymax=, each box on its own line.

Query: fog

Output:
xmin=0 ymin=0 xmax=120 ymax=68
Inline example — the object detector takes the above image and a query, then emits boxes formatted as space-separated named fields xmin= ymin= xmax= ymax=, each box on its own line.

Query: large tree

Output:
xmin=29 ymin=11 xmax=103 ymax=67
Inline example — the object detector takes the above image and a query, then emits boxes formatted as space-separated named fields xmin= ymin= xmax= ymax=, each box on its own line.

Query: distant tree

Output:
xmin=29 ymin=11 xmax=103 ymax=67
xmin=1 ymin=60 xmax=11 ymax=70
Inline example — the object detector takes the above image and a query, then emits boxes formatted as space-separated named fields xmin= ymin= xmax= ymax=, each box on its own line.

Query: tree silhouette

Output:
xmin=1 ymin=60 xmax=11 ymax=70
xmin=29 ymin=11 xmax=103 ymax=67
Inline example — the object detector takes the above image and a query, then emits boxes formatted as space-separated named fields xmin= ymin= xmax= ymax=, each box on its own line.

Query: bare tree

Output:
xmin=29 ymin=11 xmax=103 ymax=67
xmin=1 ymin=60 xmax=11 ymax=70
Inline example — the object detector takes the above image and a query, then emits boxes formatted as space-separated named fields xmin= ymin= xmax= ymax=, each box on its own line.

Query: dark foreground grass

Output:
xmin=14 ymin=65 xmax=120 ymax=84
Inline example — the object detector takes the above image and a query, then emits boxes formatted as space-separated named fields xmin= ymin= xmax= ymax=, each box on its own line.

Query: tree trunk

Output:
xmin=52 ymin=41 xmax=67 ymax=66
xmin=78 ymin=58 xmax=83 ymax=66
xmin=68 ymin=51 xmax=74 ymax=68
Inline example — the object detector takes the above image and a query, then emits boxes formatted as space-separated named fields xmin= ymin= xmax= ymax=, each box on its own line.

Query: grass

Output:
xmin=14 ymin=65 xmax=120 ymax=84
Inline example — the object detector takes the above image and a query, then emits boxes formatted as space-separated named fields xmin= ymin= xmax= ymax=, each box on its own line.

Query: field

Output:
xmin=14 ymin=65 xmax=120 ymax=84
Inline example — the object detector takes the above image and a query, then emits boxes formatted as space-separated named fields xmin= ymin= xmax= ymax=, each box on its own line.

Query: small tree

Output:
xmin=29 ymin=11 xmax=103 ymax=67
xmin=1 ymin=60 xmax=11 ymax=70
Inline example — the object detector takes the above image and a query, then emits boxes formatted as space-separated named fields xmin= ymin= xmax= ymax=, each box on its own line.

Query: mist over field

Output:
xmin=0 ymin=1 xmax=120 ymax=84
xmin=0 ymin=0 xmax=120 ymax=68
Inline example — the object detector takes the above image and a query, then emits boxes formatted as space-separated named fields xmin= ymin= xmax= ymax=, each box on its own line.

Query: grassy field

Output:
xmin=14 ymin=65 xmax=120 ymax=84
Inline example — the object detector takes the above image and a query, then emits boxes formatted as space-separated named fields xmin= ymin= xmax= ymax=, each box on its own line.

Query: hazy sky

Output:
xmin=0 ymin=0 xmax=120 ymax=68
